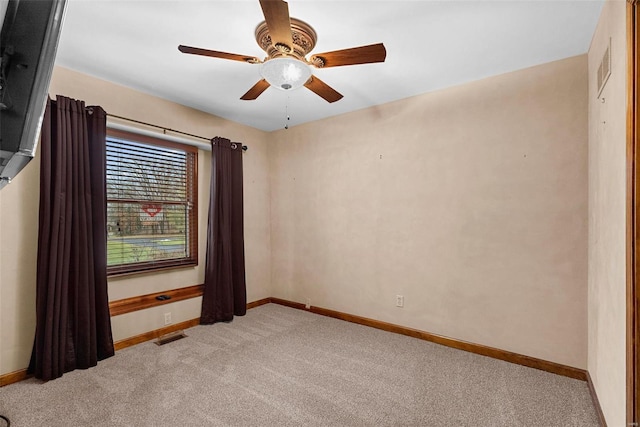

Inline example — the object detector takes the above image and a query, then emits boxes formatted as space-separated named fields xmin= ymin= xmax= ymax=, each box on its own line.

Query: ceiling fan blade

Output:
xmin=178 ymin=45 xmax=260 ymax=64
xmin=310 ymin=43 xmax=387 ymax=68
xmin=304 ymin=76 xmax=343 ymax=103
xmin=259 ymin=0 xmax=293 ymax=53
xmin=240 ymin=79 xmax=270 ymax=100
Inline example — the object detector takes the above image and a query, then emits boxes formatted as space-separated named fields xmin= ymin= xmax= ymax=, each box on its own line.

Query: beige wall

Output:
xmin=0 ymin=66 xmax=272 ymax=375
xmin=0 ymin=152 xmax=40 ymax=377
xmin=588 ymin=1 xmax=627 ymax=426
xmin=269 ymin=55 xmax=589 ymax=369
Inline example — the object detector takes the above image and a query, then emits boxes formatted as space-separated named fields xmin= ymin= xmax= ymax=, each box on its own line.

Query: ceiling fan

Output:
xmin=178 ymin=0 xmax=386 ymax=103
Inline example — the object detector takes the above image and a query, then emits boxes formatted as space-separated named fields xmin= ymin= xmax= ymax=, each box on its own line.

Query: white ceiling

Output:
xmin=55 ymin=0 xmax=604 ymax=132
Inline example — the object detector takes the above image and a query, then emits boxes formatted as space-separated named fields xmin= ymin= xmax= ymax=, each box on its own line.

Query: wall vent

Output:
xmin=597 ymin=38 xmax=611 ymax=99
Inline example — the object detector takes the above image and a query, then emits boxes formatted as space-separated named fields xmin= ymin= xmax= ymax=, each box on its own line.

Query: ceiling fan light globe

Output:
xmin=260 ymin=58 xmax=312 ymax=91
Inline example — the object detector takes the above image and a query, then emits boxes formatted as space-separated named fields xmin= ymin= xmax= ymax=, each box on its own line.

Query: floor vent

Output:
xmin=597 ymin=37 xmax=611 ymax=99
xmin=155 ymin=330 xmax=187 ymax=346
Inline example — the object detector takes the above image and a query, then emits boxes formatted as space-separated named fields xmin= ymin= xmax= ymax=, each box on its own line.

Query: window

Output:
xmin=106 ymin=129 xmax=198 ymax=275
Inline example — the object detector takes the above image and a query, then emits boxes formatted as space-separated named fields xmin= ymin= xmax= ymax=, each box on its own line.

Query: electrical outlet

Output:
xmin=396 ymin=295 xmax=404 ymax=308
xmin=305 ymin=298 xmax=311 ymax=309
xmin=164 ymin=312 xmax=172 ymax=325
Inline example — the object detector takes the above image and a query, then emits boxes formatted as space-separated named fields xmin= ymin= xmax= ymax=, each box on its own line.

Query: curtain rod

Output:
xmin=106 ymin=113 xmax=248 ymax=152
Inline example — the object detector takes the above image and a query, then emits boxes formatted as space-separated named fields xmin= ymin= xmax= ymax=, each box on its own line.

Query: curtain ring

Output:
xmin=231 ymin=143 xmax=237 ymax=150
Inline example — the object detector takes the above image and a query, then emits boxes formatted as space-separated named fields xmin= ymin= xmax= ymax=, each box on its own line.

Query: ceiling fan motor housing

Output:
xmin=255 ymin=17 xmax=318 ymax=61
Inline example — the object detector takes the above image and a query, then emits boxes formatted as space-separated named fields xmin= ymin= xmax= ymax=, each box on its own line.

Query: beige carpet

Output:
xmin=0 ymin=303 xmax=598 ymax=426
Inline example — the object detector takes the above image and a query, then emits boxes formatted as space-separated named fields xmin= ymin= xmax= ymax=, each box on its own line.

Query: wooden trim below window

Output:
xmin=109 ymin=284 xmax=204 ymax=316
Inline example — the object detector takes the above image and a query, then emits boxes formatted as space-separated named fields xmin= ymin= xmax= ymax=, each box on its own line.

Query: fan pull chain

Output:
xmin=284 ymin=95 xmax=290 ymax=130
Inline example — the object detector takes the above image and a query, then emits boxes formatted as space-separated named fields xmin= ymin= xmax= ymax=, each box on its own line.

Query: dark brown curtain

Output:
xmin=201 ymin=137 xmax=246 ymax=324
xmin=29 ymin=96 xmax=114 ymax=381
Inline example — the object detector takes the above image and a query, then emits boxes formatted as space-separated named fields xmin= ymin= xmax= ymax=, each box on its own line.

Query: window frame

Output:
xmin=106 ymin=128 xmax=198 ymax=277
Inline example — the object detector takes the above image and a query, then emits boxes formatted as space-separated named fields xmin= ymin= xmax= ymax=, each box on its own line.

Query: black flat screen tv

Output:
xmin=0 ymin=0 xmax=66 ymax=190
